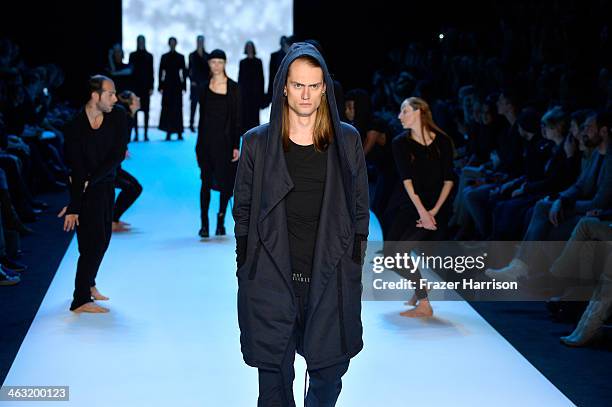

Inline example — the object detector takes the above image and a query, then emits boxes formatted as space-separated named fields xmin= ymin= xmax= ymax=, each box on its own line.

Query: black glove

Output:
xmin=236 ymin=235 xmax=248 ymax=269
xmin=352 ymin=233 xmax=367 ymax=265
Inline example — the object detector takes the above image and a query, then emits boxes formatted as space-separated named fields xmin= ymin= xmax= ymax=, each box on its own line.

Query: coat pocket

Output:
xmin=247 ymin=240 xmax=262 ymax=280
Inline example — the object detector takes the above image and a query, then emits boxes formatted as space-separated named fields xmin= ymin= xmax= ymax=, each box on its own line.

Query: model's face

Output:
xmin=137 ymin=37 xmax=145 ymax=49
xmin=345 ymin=100 xmax=355 ymax=122
xmin=569 ymin=120 xmax=579 ymax=138
xmin=169 ymin=39 xmax=177 ymax=50
xmin=208 ymin=58 xmax=225 ymax=75
xmin=398 ymin=103 xmax=419 ymax=129
xmin=94 ymin=80 xmax=117 ymax=113
xmin=285 ymin=59 xmax=326 ymax=118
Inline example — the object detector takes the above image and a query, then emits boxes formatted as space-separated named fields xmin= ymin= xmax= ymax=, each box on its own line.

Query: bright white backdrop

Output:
xmin=122 ymin=0 xmax=292 ymax=127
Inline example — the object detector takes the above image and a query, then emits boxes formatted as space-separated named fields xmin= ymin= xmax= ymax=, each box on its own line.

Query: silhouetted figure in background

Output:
xmin=158 ymin=37 xmax=186 ymax=141
xmin=107 ymin=44 xmax=133 ymax=94
xmin=238 ymin=40 xmax=264 ymax=133
xmin=128 ymin=35 xmax=154 ymax=141
xmin=196 ymin=49 xmax=241 ymax=238
xmin=265 ymin=35 xmax=289 ymax=106
xmin=188 ymin=35 xmax=209 ymax=133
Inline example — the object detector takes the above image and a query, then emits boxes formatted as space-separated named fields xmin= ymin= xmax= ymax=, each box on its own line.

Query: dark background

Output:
xmin=1 ymin=0 xmax=609 ymax=103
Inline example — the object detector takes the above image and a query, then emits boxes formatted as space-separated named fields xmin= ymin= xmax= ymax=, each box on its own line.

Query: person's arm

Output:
xmin=362 ymin=130 xmax=379 ymax=156
xmin=87 ymin=111 xmax=128 ymax=185
xmin=147 ymin=54 xmax=155 ymax=93
xmin=574 ymin=153 xmax=612 ymax=213
xmin=392 ymin=137 xmax=435 ymax=228
xmin=233 ymin=133 xmax=255 ymax=267
xmin=64 ymin=120 xmax=87 ymax=215
xmin=431 ymin=136 xmax=456 ymax=215
xmin=180 ymin=55 xmax=187 ymax=91
xmin=158 ymin=56 xmax=164 ymax=92
xmin=232 ymin=84 xmax=242 ymax=151
xmin=188 ymin=53 xmax=194 ymax=84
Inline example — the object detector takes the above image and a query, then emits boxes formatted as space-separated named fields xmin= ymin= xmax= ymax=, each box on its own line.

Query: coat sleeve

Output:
xmin=158 ymin=55 xmax=165 ymax=91
xmin=88 ymin=110 xmax=128 ymax=185
xmin=147 ymin=54 xmax=154 ymax=90
xmin=233 ymin=132 xmax=255 ymax=238
xmin=354 ymin=129 xmax=369 ymax=237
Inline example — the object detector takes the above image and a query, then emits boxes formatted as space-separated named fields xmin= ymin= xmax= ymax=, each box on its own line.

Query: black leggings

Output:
xmin=385 ymin=205 xmax=450 ymax=300
xmin=200 ymin=183 xmax=231 ymax=226
xmin=114 ymin=168 xmax=143 ymax=222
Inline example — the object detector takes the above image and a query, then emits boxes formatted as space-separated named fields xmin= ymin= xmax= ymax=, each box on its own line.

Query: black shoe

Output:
xmin=189 ymin=125 xmax=195 ymax=133
xmin=0 ymin=268 xmax=20 ymax=286
xmin=178 ymin=133 xmax=184 ymax=140
xmin=215 ymin=213 xmax=226 ymax=236
xmin=1 ymin=257 xmax=27 ymax=273
xmin=165 ymin=133 xmax=171 ymax=141
xmin=198 ymin=227 xmax=209 ymax=238
xmin=144 ymin=136 xmax=149 ymax=142
xmin=133 ymin=137 xmax=139 ymax=142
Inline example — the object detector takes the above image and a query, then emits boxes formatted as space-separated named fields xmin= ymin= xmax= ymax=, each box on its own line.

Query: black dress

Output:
xmin=238 ymin=57 xmax=264 ymax=133
xmin=128 ymin=49 xmax=154 ymax=112
xmin=196 ymin=86 xmax=239 ymax=194
xmin=385 ymin=131 xmax=456 ymax=299
xmin=158 ymin=51 xmax=186 ymax=133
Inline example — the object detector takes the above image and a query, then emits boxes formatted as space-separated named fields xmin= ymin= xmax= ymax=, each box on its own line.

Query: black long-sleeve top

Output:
xmin=392 ymin=131 xmax=456 ymax=209
xmin=523 ymin=142 xmax=580 ymax=196
xmin=64 ymin=106 xmax=128 ymax=214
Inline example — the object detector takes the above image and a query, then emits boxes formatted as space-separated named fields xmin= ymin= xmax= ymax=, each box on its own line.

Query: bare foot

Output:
xmin=72 ymin=302 xmax=109 ymax=313
xmin=90 ymin=286 xmax=109 ymax=301
xmin=400 ymin=299 xmax=433 ymax=318
xmin=404 ymin=293 xmax=418 ymax=306
xmin=112 ymin=222 xmax=129 ymax=232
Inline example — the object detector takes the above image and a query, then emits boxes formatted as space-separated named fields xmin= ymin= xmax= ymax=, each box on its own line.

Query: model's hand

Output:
xmin=63 ymin=214 xmax=79 ymax=232
xmin=83 ymin=181 xmax=89 ymax=192
xmin=231 ymin=149 xmax=240 ymax=162
xmin=417 ymin=210 xmax=437 ymax=230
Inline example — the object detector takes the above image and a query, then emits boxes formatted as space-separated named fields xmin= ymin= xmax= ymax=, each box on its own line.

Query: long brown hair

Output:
xmin=282 ymin=55 xmax=334 ymax=152
xmin=403 ymin=96 xmax=455 ymax=157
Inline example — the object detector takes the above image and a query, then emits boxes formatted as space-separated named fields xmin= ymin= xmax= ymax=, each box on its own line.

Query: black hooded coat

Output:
xmin=233 ymin=43 xmax=370 ymax=371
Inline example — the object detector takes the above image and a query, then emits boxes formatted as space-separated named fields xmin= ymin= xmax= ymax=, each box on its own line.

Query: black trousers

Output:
xmin=70 ymin=182 xmax=114 ymax=310
xmin=257 ymin=295 xmax=350 ymax=407
xmin=134 ymin=94 xmax=150 ymax=139
xmin=114 ymin=168 xmax=143 ymax=222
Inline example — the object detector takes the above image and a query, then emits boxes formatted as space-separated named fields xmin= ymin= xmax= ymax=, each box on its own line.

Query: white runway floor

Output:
xmin=1 ymin=130 xmax=575 ymax=406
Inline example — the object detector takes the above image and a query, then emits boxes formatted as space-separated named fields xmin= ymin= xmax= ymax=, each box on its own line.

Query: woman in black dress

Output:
xmin=196 ymin=49 xmax=241 ymax=238
xmin=158 ymin=37 xmax=186 ymax=141
xmin=238 ymin=41 xmax=264 ymax=133
xmin=386 ymin=97 xmax=456 ymax=318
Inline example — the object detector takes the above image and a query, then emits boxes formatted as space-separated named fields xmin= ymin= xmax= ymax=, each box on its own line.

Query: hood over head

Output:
xmin=266 ymin=42 xmax=355 ymax=174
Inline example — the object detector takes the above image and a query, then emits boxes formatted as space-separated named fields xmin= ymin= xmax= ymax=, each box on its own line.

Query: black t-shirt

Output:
xmin=284 ymin=139 xmax=328 ymax=299
xmin=392 ymin=131 xmax=456 ymax=209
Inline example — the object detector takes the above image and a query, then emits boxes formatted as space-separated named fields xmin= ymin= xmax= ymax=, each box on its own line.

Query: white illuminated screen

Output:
xmin=122 ymin=0 xmax=293 ymax=128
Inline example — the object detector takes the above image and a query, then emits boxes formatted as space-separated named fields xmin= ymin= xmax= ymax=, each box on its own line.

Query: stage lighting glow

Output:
xmin=122 ymin=0 xmax=292 ymax=127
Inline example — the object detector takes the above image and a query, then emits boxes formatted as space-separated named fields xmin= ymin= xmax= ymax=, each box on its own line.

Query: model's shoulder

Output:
xmin=243 ymin=123 xmax=269 ymax=148
xmin=339 ymin=121 xmax=360 ymax=141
